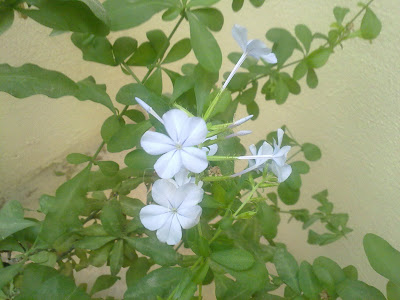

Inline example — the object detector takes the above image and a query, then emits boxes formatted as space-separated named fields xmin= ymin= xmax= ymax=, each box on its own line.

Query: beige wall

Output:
xmin=1 ymin=0 xmax=399 ymax=294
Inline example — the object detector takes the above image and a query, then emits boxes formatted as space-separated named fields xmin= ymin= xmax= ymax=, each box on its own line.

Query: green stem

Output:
xmin=198 ymin=284 xmax=203 ymax=299
xmin=287 ymin=149 xmax=302 ymax=162
xmin=233 ymin=183 xmax=260 ymax=217
xmin=201 ymin=176 xmax=233 ymax=182
xmin=346 ymin=0 xmax=375 ymax=28
xmin=207 ymin=155 xmax=238 ymax=162
xmin=203 ymin=89 xmax=223 ymax=121
xmin=121 ymin=63 xmax=141 ymax=84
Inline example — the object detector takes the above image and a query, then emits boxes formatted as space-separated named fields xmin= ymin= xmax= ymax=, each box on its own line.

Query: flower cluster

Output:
xmin=137 ymin=25 xmax=290 ymax=245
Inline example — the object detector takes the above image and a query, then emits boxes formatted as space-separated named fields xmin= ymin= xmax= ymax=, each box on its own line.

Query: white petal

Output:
xmin=277 ymin=128 xmax=284 ymax=148
xmin=152 ymin=179 xmax=177 ymax=207
xmin=176 ymin=183 xmax=204 ymax=209
xmin=181 ymin=147 xmax=208 ymax=174
xmin=154 ymin=150 xmax=182 ymax=179
xmin=205 ymin=144 xmax=218 ymax=156
xmin=174 ymin=168 xmax=191 ymax=187
xmin=273 ymin=145 xmax=291 ymax=166
xmin=177 ymin=205 xmax=202 ymax=229
xmin=162 ymin=109 xmax=188 ymax=142
xmin=180 ymin=117 xmax=207 ymax=147
xmin=232 ymin=159 xmax=267 ymax=177
xmin=141 ymin=131 xmax=175 ymax=155
xmin=261 ymin=53 xmax=277 ymax=64
xmin=139 ymin=205 xmax=170 ymax=231
xmin=249 ymin=144 xmax=257 ymax=156
xmin=232 ymin=24 xmax=248 ymax=52
xmin=259 ymin=141 xmax=274 ymax=155
xmin=270 ymin=162 xmax=292 ymax=182
xmin=156 ymin=214 xmax=182 ymax=245
xmin=246 ymin=39 xmax=271 ymax=60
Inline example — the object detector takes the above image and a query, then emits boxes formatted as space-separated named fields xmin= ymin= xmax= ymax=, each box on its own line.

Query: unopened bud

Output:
xmin=225 ymin=130 xmax=252 ymax=139
xmin=135 ymin=97 xmax=164 ymax=124
xmin=228 ymin=115 xmax=253 ymax=128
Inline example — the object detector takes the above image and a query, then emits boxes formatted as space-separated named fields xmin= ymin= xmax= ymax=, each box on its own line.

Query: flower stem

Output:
xmin=233 ymin=183 xmax=260 ymax=217
xmin=121 ymin=63 xmax=141 ymax=83
xmin=203 ymin=89 xmax=223 ymax=121
xmin=201 ymin=176 xmax=233 ymax=182
xmin=207 ymin=155 xmax=238 ymax=162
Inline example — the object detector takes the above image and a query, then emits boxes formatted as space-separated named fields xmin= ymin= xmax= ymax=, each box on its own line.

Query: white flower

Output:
xmin=232 ymin=24 xmax=277 ymax=62
xmin=141 ymin=109 xmax=208 ymax=179
xmin=233 ymin=129 xmax=292 ymax=182
xmin=203 ymin=135 xmax=218 ymax=156
xmin=139 ymin=179 xmax=203 ymax=245
xmin=169 ymin=168 xmax=203 ymax=188
xmin=222 ymin=25 xmax=277 ymax=90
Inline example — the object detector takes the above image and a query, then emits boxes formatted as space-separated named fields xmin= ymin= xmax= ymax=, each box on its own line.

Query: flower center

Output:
xmin=175 ymin=143 xmax=182 ymax=150
xmin=170 ymin=207 xmax=178 ymax=214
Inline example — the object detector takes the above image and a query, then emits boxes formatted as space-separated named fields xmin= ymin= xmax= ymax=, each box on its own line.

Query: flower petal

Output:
xmin=177 ymin=205 xmax=202 ymax=229
xmin=277 ymin=128 xmax=284 ymax=148
xmin=261 ymin=53 xmax=277 ymax=64
xmin=152 ymin=179 xmax=178 ymax=207
xmin=139 ymin=205 xmax=170 ymax=231
xmin=205 ymin=144 xmax=218 ymax=156
xmin=176 ymin=183 xmax=204 ymax=209
xmin=270 ymin=162 xmax=292 ymax=182
xmin=232 ymin=24 xmax=248 ymax=52
xmin=156 ymin=214 xmax=182 ymax=245
xmin=162 ymin=109 xmax=188 ymax=142
xmin=174 ymin=168 xmax=191 ymax=187
xmin=154 ymin=150 xmax=182 ymax=179
xmin=259 ymin=141 xmax=273 ymax=156
xmin=246 ymin=39 xmax=271 ymax=59
xmin=141 ymin=131 xmax=175 ymax=155
xmin=180 ymin=117 xmax=207 ymax=147
xmin=181 ymin=147 xmax=208 ymax=173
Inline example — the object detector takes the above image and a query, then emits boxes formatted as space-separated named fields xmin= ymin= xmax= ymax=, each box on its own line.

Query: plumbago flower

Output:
xmin=222 ymin=24 xmax=277 ymax=90
xmin=139 ymin=178 xmax=203 ymax=245
xmin=139 ymin=99 xmax=209 ymax=179
xmin=234 ymin=129 xmax=292 ymax=182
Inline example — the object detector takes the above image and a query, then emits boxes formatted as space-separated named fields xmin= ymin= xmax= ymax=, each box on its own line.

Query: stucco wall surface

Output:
xmin=0 ymin=0 xmax=399 ymax=296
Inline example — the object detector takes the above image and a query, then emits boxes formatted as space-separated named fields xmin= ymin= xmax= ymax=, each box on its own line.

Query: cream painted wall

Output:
xmin=1 ymin=0 xmax=399 ymax=295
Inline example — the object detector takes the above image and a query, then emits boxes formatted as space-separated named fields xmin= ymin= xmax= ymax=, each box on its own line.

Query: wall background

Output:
xmin=1 ymin=0 xmax=399 ymax=296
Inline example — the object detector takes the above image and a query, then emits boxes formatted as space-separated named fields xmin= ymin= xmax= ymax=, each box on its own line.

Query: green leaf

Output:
xmin=120 ymin=196 xmax=144 ymax=218
xmin=302 ymin=143 xmax=322 ymax=161
xmin=237 ymin=83 xmax=257 ymax=105
xmin=75 ymin=76 xmax=115 ymax=113
xmin=126 ymin=41 xmax=156 ymax=66
xmin=257 ymin=202 xmax=280 ymax=239
xmin=313 ymin=256 xmax=346 ymax=284
xmin=293 ymin=60 xmax=308 ymax=80
xmin=191 ymin=8 xmax=223 ymax=32
xmin=124 ymin=267 xmax=186 ymax=299
xmin=71 ymin=33 xmax=116 ymax=66
xmin=306 ymin=48 xmax=331 ymax=69
xmin=100 ymin=199 xmax=125 ymax=237
xmin=15 ymin=264 xmax=90 ymax=300
xmin=246 ymin=101 xmax=259 ymax=119
xmin=110 ymin=239 xmax=124 ymax=275
xmin=0 ymin=200 xmax=37 ymax=240
xmin=387 ymin=281 xmax=400 ymax=300
xmin=88 ymin=243 xmax=113 ymax=267
xmin=194 ymin=64 xmax=219 ymax=115
xmin=343 ymin=265 xmax=358 ymax=280
xmin=162 ymin=7 xmax=180 ymax=21
xmin=295 ymin=24 xmax=313 ymax=53
xmin=308 ymin=231 xmax=341 ymax=246
xmin=336 ymin=279 xmax=386 ymax=300
xmin=333 ymin=7 xmax=350 ymax=25
xmin=364 ymin=233 xmax=400 ymax=285
xmin=188 ymin=12 xmax=222 ymax=73
xmin=0 ymin=8 xmax=14 ymax=36
xmin=266 ymin=28 xmax=301 ymax=67
xmin=187 ymin=0 xmax=221 ymax=7
xmin=90 ymin=275 xmax=119 ymax=296
xmin=124 ymin=149 xmax=158 ymax=176
xmin=0 ymin=63 xmax=78 ymax=99
xmin=273 ymin=248 xmax=300 ymax=294
xmin=299 ymin=261 xmax=322 ymax=300
xmin=124 ymin=109 xmax=145 ymax=123
xmin=147 ymin=29 xmax=169 ymax=54
xmin=232 ymin=0 xmax=244 ymax=11
xmin=101 ymin=115 xmax=124 ymax=143
xmin=250 ymin=0 xmax=265 ymax=7
xmin=103 ymin=0 xmax=175 ymax=31
xmin=96 ymin=161 xmax=119 ymax=177
xmin=37 ymin=167 xmax=90 ymax=247
xmin=0 ymin=263 xmax=23 ymax=290
xmin=186 ymin=226 xmax=210 ymax=257
xmin=360 ymin=7 xmax=382 ymax=40
xmin=163 ymin=38 xmax=192 ymax=64
xmin=170 ymin=75 xmax=194 ymax=104
xmin=306 ymin=68 xmax=318 ymax=88
xmin=75 ymin=236 xmax=116 ymax=250
xmin=125 ymin=237 xmax=179 ymax=266
xmin=66 ymin=153 xmax=91 ymax=165
xmin=113 ymin=37 xmax=138 ymax=64
xmin=291 ymin=161 xmax=310 ymax=174
xmin=211 ymin=248 xmax=255 ymax=271
xmin=126 ymin=257 xmax=151 ymax=287
xmin=20 ymin=0 xmax=110 ymax=36
xmin=278 ymin=182 xmax=300 ymax=205
xmin=107 ymin=121 xmax=151 ymax=153
xmin=144 ymin=67 xmax=163 ymax=95
xmin=116 ymin=83 xmax=169 ymax=114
